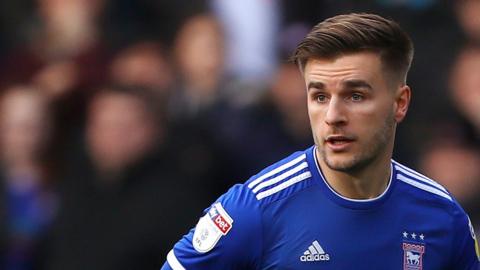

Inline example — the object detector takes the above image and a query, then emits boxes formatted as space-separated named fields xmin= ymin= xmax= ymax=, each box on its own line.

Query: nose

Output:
xmin=325 ymin=97 xmax=347 ymax=126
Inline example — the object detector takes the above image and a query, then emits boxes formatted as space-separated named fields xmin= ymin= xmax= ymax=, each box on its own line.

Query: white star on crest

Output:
xmin=403 ymin=231 xmax=408 ymax=238
xmin=411 ymin=233 xmax=417 ymax=239
xmin=420 ymin=234 xmax=425 ymax=240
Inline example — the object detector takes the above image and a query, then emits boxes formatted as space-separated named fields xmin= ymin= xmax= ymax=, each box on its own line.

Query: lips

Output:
xmin=325 ymin=135 xmax=355 ymax=151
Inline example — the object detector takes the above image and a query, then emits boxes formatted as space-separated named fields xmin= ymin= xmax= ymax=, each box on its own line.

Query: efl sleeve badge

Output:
xmin=192 ymin=202 xmax=233 ymax=253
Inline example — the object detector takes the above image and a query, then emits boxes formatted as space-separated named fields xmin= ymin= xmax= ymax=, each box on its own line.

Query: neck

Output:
xmin=316 ymin=150 xmax=392 ymax=200
xmin=4 ymin=160 xmax=39 ymax=176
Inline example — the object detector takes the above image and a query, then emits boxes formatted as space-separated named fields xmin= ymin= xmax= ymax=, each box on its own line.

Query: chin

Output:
xmin=324 ymin=157 xmax=358 ymax=172
xmin=322 ymin=151 xmax=373 ymax=173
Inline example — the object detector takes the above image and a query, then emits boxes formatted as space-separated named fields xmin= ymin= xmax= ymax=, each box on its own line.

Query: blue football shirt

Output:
xmin=161 ymin=146 xmax=480 ymax=269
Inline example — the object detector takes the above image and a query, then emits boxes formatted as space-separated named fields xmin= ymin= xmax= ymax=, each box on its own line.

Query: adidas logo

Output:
xmin=300 ymin=240 xmax=330 ymax=262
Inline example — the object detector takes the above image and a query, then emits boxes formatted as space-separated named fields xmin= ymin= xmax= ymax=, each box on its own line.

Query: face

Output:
xmin=175 ymin=15 xmax=224 ymax=83
xmin=0 ymin=89 xmax=50 ymax=165
xmin=450 ymin=49 xmax=480 ymax=128
xmin=110 ymin=42 xmax=173 ymax=93
xmin=271 ymin=64 xmax=307 ymax=114
xmin=304 ymin=52 xmax=410 ymax=172
xmin=87 ymin=92 xmax=157 ymax=173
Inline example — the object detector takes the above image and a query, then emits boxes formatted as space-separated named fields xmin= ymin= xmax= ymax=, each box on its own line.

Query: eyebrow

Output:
xmin=307 ymin=79 xmax=373 ymax=91
xmin=342 ymin=80 xmax=373 ymax=91
xmin=307 ymin=81 xmax=325 ymax=91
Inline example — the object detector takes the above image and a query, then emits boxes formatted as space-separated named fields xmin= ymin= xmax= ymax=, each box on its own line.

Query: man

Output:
xmin=47 ymin=85 xmax=203 ymax=270
xmin=161 ymin=13 xmax=480 ymax=269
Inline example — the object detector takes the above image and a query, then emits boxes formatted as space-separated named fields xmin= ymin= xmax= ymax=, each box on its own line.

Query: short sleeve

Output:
xmin=161 ymin=184 xmax=263 ymax=270
xmin=451 ymin=204 xmax=480 ymax=269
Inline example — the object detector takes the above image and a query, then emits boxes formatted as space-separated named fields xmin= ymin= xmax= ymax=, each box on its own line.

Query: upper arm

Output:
xmin=162 ymin=184 xmax=263 ymax=270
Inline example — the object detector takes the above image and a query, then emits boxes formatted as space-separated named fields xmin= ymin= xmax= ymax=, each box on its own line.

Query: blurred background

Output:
xmin=0 ymin=0 xmax=478 ymax=269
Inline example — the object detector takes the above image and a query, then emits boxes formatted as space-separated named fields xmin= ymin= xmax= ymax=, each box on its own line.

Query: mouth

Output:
xmin=324 ymin=135 xmax=356 ymax=151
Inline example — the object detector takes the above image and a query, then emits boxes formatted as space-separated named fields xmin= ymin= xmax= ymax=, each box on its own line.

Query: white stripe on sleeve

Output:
xmin=394 ymin=164 xmax=447 ymax=193
xmin=397 ymin=174 xmax=452 ymax=201
xmin=248 ymin=154 xmax=306 ymax=189
xmin=256 ymin=171 xmax=311 ymax=200
xmin=167 ymin=249 xmax=186 ymax=270
xmin=252 ymin=162 xmax=308 ymax=193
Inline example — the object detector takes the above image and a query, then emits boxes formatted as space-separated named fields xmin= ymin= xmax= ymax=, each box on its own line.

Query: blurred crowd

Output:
xmin=0 ymin=0 xmax=478 ymax=269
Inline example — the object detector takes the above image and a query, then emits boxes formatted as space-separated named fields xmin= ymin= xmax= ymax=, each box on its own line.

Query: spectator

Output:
xmin=455 ymin=0 xmax=480 ymax=43
xmin=165 ymin=14 xmax=237 ymax=198
xmin=46 ymin=85 xmax=202 ymax=270
xmin=0 ymin=85 xmax=57 ymax=270
xmin=449 ymin=45 xmax=480 ymax=135
xmin=0 ymin=0 xmax=111 ymax=147
xmin=419 ymin=139 xmax=480 ymax=206
xmin=419 ymin=137 xmax=480 ymax=235
xmin=1 ymin=0 xmax=109 ymax=94
xmin=109 ymin=40 xmax=174 ymax=100
xmin=170 ymin=13 xmax=226 ymax=120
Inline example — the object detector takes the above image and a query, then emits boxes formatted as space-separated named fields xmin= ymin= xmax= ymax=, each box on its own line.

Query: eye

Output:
xmin=316 ymin=94 xmax=328 ymax=103
xmin=351 ymin=93 xmax=363 ymax=101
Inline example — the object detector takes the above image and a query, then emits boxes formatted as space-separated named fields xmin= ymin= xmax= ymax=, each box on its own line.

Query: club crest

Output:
xmin=403 ymin=242 xmax=425 ymax=270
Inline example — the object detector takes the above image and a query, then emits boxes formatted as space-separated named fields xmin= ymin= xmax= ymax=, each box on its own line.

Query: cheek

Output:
xmin=353 ymin=97 xmax=393 ymax=120
xmin=355 ymin=109 xmax=395 ymax=144
xmin=350 ymin=108 xmax=385 ymax=132
xmin=352 ymin=107 xmax=378 ymax=123
xmin=347 ymin=110 xmax=391 ymax=143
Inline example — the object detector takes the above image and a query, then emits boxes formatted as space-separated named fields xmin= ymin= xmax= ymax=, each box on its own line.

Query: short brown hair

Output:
xmin=292 ymin=13 xmax=414 ymax=83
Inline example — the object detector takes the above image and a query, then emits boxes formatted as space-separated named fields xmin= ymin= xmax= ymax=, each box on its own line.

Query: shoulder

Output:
xmin=201 ymin=148 xmax=314 ymax=223
xmin=216 ymin=147 xmax=316 ymax=213
xmin=393 ymin=160 xmax=480 ymax=264
xmin=392 ymin=161 xmax=466 ymax=219
xmin=240 ymin=148 xmax=316 ymax=207
xmin=392 ymin=160 xmax=466 ymax=217
xmin=393 ymin=160 xmax=453 ymax=202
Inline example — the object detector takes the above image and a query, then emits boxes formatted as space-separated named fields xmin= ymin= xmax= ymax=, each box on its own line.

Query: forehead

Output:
xmin=1 ymin=91 xmax=47 ymax=121
xmin=303 ymin=52 xmax=384 ymax=86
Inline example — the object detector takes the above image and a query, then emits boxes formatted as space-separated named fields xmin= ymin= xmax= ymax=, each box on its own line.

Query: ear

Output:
xmin=394 ymin=85 xmax=411 ymax=123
